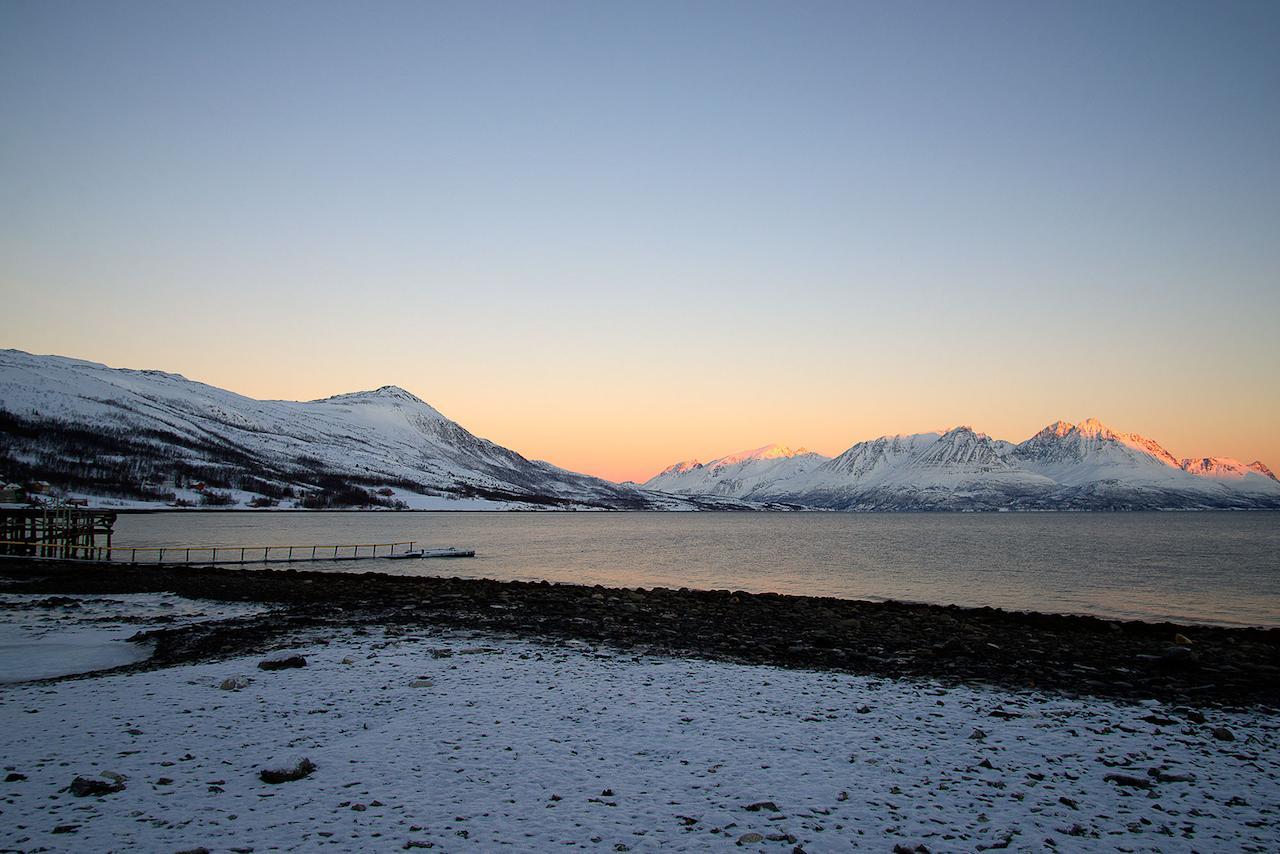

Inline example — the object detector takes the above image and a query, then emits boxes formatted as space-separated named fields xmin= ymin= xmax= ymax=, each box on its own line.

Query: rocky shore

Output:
xmin=2 ymin=559 xmax=1276 ymax=706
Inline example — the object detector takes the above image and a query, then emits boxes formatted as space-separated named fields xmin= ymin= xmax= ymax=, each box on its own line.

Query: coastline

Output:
xmin=3 ymin=560 xmax=1276 ymax=706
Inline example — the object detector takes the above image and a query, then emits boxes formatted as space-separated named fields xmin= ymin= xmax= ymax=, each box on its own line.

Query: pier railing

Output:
xmin=0 ymin=539 xmax=422 ymax=565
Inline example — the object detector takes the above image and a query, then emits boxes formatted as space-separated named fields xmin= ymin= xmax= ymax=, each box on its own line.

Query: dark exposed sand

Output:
xmin=2 ymin=559 xmax=1276 ymax=706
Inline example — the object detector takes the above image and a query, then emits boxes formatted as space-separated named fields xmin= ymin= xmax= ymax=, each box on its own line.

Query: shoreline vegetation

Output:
xmin=4 ymin=560 xmax=1276 ymax=707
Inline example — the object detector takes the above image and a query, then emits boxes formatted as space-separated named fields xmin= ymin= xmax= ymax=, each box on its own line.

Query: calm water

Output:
xmin=114 ymin=512 xmax=1280 ymax=628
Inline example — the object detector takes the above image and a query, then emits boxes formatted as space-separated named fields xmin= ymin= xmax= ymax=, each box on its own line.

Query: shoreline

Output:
xmin=3 ymin=559 xmax=1276 ymax=706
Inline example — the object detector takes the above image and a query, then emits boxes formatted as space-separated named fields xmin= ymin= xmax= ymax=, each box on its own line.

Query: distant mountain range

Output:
xmin=2 ymin=349 xmax=1276 ymax=511
xmin=644 ymin=422 xmax=1280 ymax=510
xmin=0 ymin=350 xmax=753 ymax=511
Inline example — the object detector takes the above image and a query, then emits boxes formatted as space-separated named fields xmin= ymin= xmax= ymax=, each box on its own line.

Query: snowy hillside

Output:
xmin=647 ymin=421 xmax=1280 ymax=511
xmin=642 ymin=444 xmax=829 ymax=499
xmin=0 ymin=350 xmax=747 ymax=511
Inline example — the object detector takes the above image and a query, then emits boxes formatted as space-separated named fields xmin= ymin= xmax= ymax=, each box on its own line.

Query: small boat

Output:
xmin=389 ymin=547 xmax=475 ymax=560
xmin=424 ymin=547 xmax=476 ymax=559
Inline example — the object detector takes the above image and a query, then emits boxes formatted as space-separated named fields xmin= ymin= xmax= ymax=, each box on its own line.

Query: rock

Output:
xmin=257 ymin=654 xmax=307 ymax=671
xmin=68 ymin=775 xmax=125 ymax=797
xmin=4 ymin=772 xmax=26 ymax=782
xmin=1175 ymin=707 xmax=1206 ymax=724
xmin=1174 ymin=633 xmax=1193 ymax=645
xmin=219 ymin=676 xmax=251 ymax=691
xmin=52 ymin=825 xmax=81 ymax=834
xmin=743 ymin=801 xmax=780 ymax=812
xmin=258 ymin=758 xmax=316 ymax=784
xmin=410 ymin=679 xmax=434 ymax=688
xmin=1147 ymin=767 xmax=1195 ymax=783
xmin=737 ymin=832 xmax=764 ymax=844
xmin=340 ymin=657 xmax=355 ymax=665
xmin=1211 ymin=726 xmax=1235 ymax=742
xmin=856 ymin=705 xmax=872 ymax=714
xmin=969 ymin=728 xmax=987 ymax=741
xmin=1104 ymin=773 xmax=1152 ymax=789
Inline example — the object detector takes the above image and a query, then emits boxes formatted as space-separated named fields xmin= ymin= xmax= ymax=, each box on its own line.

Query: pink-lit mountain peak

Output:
xmin=711 ymin=443 xmax=812 ymax=468
xmin=1181 ymin=457 xmax=1280 ymax=483
xmin=1027 ymin=418 xmax=1181 ymax=469
xmin=1250 ymin=461 xmax=1279 ymax=481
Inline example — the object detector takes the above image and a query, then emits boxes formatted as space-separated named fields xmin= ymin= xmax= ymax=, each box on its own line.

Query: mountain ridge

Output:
xmin=646 ymin=420 xmax=1279 ymax=510
xmin=0 ymin=349 xmax=753 ymax=511
xmin=2 ymin=349 xmax=1275 ymax=511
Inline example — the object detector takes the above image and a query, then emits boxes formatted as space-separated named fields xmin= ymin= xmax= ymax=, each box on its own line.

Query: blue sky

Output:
xmin=2 ymin=1 xmax=1278 ymax=480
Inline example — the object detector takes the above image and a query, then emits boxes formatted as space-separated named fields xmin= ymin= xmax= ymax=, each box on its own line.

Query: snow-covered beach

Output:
xmin=1 ymin=594 xmax=1277 ymax=852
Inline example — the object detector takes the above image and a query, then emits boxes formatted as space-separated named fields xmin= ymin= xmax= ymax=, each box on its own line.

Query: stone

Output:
xmin=259 ymin=758 xmax=316 ymax=784
xmin=743 ymin=801 xmax=780 ymax=812
xmin=736 ymin=832 xmax=764 ymax=844
xmin=1104 ymin=773 xmax=1152 ymax=789
xmin=219 ymin=676 xmax=251 ymax=691
xmin=257 ymin=654 xmax=307 ymax=671
xmin=1211 ymin=726 xmax=1235 ymax=742
xmin=1148 ymin=768 xmax=1195 ymax=783
xmin=68 ymin=775 xmax=125 ymax=797
xmin=4 ymin=772 xmax=26 ymax=782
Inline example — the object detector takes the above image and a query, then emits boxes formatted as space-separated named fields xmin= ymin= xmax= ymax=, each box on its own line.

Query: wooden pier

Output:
xmin=0 ymin=506 xmax=116 ymax=560
xmin=0 ymin=507 xmax=473 ymax=566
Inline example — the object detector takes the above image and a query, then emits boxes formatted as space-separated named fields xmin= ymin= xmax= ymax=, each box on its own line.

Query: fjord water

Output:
xmin=114 ymin=512 xmax=1280 ymax=628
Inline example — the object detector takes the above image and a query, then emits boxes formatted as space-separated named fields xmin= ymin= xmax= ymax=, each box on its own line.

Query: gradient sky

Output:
xmin=2 ymin=1 xmax=1278 ymax=482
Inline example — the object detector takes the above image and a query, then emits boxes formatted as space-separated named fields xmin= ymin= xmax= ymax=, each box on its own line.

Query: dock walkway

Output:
xmin=0 ymin=539 xmax=474 ymax=566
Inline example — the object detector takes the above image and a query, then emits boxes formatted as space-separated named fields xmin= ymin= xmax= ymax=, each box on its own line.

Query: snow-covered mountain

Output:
xmin=646 ymin=420 xmax=1280 ymax=510
xmin=4 ymin=349 xmax=1275 ymax=512
xmin=0 ymin=350 xmax=748 ymax=511
xmin=1179 ymin=456 xmax=1280 ymax=495
xmin=643 ymin=444 xmax=829 ymax=499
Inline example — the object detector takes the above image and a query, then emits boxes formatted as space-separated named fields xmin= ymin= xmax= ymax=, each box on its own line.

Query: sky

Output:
xmin=1 ymin=1 xmax=1278 ymax=483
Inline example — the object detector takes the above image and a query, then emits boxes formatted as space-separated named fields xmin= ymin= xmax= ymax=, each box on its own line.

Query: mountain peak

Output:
xmin=1249 ymin=461 xmax=1278 ymax=481
xmin=656 ymin=459 xmax=703 ymax=477
xmin=315 ymin=385 xmax=428 ymax=406
xmin=711 ymin=443 xmax=811 ymax=467
xmin=1075 ymin=417 xmax=1112 ymax=438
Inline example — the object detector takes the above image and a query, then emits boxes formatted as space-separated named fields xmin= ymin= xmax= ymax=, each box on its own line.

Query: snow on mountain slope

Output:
xmin=1011 ymin=418 xmax=1188 ymax=485
xmin=648 ymin=420 xmax=1280 ymax=510
xmin=0 ymin=349 xmax=739 ymax=510
xmin=819 ymin=432 xmax=942 ymax=480
xmin=643 ymin=443 xmax=829 ymax=499
xmin=1248 ymin=461 xmax=1279 ymax=481
xmin=1180 ymin=456 xmax=1280 ymax=495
